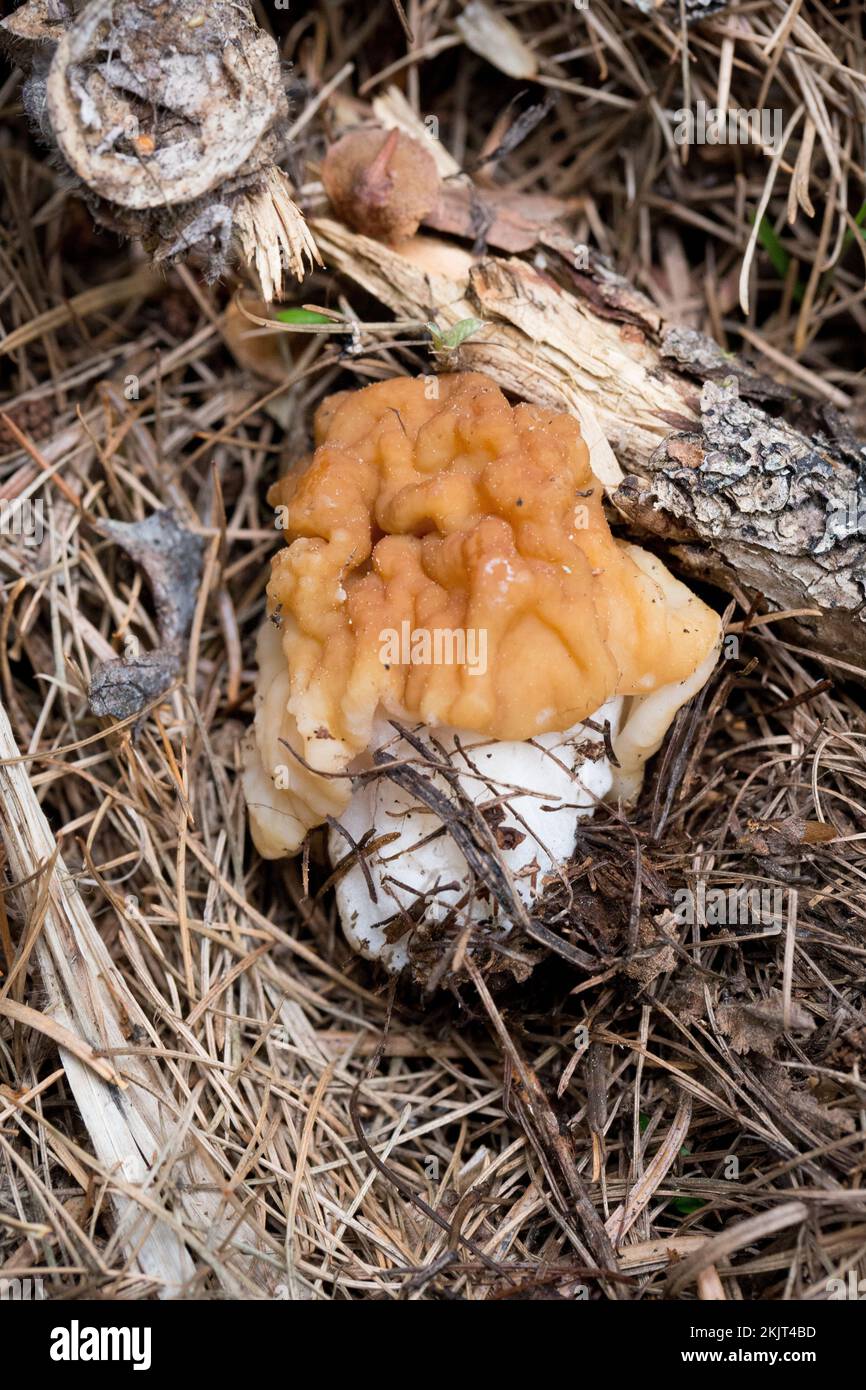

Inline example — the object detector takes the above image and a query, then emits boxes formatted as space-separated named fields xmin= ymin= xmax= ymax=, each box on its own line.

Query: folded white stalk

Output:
xmin=329 ymin=703 xmax=621 ymax=972
xmin=326 ymin=649 xmax=717 ymax=972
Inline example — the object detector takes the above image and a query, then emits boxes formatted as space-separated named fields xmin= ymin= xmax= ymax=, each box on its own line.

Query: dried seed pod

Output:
xmin=321 ymin=128 xmax=441 ymax=244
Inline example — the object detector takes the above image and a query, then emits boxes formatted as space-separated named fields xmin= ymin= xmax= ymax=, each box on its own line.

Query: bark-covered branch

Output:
xmin=313 ymin=207 xmax=866 ymax=670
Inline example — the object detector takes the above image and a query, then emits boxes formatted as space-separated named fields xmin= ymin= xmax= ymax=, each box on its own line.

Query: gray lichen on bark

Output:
xmin=614 ymin=378 xmax=866 ymax=660
xmin=659 ymin=326 xmax=791 ymax=402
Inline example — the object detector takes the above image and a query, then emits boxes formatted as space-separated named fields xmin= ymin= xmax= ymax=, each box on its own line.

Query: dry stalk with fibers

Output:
xmin=0 ymin=698 xmax=275 ymax=1297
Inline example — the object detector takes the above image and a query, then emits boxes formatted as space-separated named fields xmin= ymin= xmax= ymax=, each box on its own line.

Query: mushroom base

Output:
xmin=328 ymin=706 xmax=623 ymax=972
xmin=243 ymin=616 xmax=721 ymax=977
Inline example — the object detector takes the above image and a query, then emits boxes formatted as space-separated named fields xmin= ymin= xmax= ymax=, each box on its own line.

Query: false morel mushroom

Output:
xmin=244 ymin=374 xmax=721 ymax=972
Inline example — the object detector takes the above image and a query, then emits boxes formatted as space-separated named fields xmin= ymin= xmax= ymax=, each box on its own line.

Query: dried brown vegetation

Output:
xmin=1 ymin=0 xmax=865 ymax=1301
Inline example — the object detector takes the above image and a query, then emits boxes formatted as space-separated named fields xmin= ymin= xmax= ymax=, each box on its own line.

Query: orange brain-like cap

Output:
xmin=265 ymin=372 xmax=720 ymax=775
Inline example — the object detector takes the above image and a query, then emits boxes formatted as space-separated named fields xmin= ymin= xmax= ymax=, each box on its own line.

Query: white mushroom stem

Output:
xmin=608 ymin=541 xmax=722 ymax=802
xmin=611 ymin=644 xmax=721 ymax=803
xmin=328 ymin=703 xmax=622 ymax=973
xmin=327 ymin=637 xmax=721 ymax=973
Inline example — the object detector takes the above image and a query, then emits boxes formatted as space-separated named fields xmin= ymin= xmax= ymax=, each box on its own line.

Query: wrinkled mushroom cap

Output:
xmin=245 ymin=373 xmax=720 ymax=857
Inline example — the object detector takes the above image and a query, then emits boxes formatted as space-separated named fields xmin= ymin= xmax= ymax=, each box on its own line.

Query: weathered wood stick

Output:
xmin=313 ymin=215 xmax=866 ymax=671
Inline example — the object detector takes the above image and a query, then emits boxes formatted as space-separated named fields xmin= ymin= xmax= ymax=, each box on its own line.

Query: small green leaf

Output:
xmin=427 ymin=316 xmax=484 ymax=353
xmin=274 ymin=308 xmax=335 ymax=325
xmin=748 ymin=212 xmax=805 ymax=303
xmin=841 ymin=198 xmax=866 ymax=252
xmin=753 ymin=213 xmax=790 ymax=280
xmin=639 ymin=1112 xmax=689 ymax=1156
xmin=671 ymin=1196 xmax=705 ymax=1215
